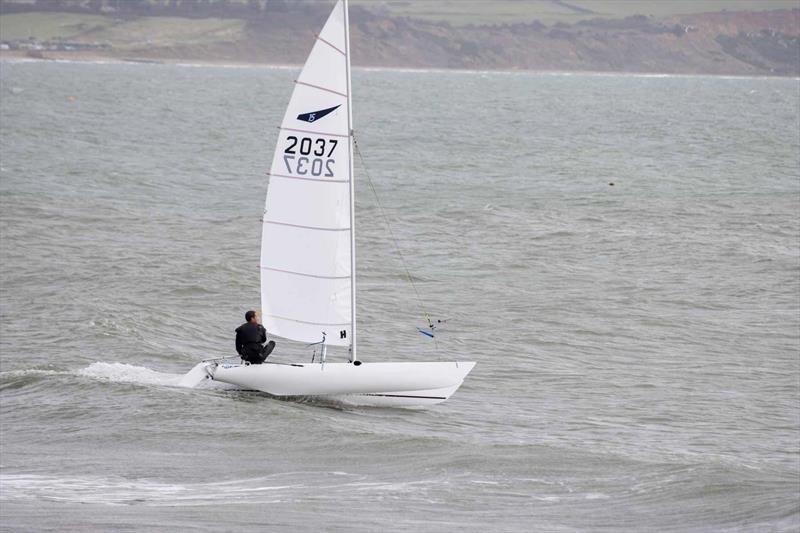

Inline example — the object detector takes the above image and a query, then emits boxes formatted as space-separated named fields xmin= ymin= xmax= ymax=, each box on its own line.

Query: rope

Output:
xmin=352 ymin=135 xmax=437 ymax=344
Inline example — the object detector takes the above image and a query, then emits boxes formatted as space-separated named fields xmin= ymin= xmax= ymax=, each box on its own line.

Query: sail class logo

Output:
xmin=297 ymin=105 xmax=340 ymax=123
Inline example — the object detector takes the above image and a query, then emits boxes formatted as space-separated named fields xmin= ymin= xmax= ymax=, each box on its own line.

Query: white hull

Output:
xmin=197 ymin=360 xmax=475 ymax=407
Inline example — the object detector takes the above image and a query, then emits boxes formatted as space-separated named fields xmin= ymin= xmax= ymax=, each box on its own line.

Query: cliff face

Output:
xmin=345 ymin=9 xmax=800 ymax=75
xmin=122 ymin=8 xmax=800 ymax=75
xmin=2 ymin=4 xmax=798 ymax=76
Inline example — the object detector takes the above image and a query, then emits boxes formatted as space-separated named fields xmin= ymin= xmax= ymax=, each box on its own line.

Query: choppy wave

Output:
xmin=0 ymin=368 xmax=69 ymax=392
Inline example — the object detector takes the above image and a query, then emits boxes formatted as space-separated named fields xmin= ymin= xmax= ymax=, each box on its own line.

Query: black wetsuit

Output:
xmin=235 ymin=322 xmax=274 ymax=364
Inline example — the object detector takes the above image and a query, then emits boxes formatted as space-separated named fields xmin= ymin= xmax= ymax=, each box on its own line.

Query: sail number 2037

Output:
xmin=283 ymin=136 xmax=338 ymax=177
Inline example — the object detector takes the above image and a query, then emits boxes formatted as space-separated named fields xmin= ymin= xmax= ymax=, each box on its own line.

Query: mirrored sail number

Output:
xmin=283 ymin=136 xmax=338 ymax=177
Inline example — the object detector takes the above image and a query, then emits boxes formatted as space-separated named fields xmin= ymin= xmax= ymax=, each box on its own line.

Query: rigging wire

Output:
xmin=352 ymin=134 xmax=438 ymax=347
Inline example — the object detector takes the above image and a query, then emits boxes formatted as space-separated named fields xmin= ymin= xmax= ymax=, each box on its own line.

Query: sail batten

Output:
xmin=294 ymin=80 xmax=348 ymax=98
xmin=266 ymin=172 xmax=349 ymax=184
xmin=261 ymin=0 xmax=353 ymax=347
xmin=277 ymin=126 xmax=349 ymax=138
xmin=261 ymin=266 xmax=350 ymax=280
xmin=264 ymin=220 xmax=350 ymax=232
xmin=267 ymin=315 xmax=350 ymax=327
xmin=316 ymin=34 xmax=346 ymax=56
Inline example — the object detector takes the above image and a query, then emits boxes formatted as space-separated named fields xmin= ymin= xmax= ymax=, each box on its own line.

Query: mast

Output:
xmin=344 ymin=0 xmax=357 ymax=362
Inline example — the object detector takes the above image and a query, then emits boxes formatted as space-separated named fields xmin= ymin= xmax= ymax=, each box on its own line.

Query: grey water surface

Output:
xmin=1 ymin=60 xmax=798 ymax=532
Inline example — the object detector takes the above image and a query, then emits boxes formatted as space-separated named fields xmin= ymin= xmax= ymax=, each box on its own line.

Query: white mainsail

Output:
xmin=261 ymin=0 xmax=355 ymax=349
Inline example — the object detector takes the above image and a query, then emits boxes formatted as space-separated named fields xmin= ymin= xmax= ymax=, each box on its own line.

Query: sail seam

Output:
xmin=261 ymin=265 xmax=349 ymax=280
xmin=294 ymin=80 xmax=347 ymax=98
xmin=278 ymin=126 xmax=349 ymax=139
xmin=267 ymin=314 xmax=349 ymax=327
xmin=264 ymin=220 xmax=350 ymax=232
xmin=316 ymin=34 xmax=346 ymax=56
xmin=266 ymin=172 xmax=349 ymax=184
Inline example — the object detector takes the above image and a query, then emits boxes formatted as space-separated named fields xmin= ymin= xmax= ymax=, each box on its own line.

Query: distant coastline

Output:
xmin=4 ymin=52 xmax=798 ymax=82
xmin=1 ymin=6 xmax=797 ymax=77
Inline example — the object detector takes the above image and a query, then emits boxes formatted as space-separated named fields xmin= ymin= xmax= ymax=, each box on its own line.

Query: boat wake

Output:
xmin=76 ymin=362 xmax=238 ymax=390
xmin=0 ymin=473 xmax=296 ymax=505
xmin=0 ymin=362 xmax=238 ymax=392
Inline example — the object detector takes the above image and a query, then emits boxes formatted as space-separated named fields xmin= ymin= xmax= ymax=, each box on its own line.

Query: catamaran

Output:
xmin=180 ymin=0 xmax=475 ymax=407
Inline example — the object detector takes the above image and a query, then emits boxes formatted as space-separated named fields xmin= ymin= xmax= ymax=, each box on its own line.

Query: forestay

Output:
xmin=261 ymin=0 xmax=354 ymax=348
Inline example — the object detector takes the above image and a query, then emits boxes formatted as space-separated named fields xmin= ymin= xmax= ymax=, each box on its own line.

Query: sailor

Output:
xmin=235 ymin=310 xmax=275 ymax=364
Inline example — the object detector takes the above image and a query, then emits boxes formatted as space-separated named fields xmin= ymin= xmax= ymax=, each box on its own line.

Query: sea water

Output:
xmin=0 ymin=60 xmax=798 ymax=532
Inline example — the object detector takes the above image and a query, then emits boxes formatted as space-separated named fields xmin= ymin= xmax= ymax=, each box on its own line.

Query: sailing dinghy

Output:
xmin=181 ymin=0 xmax=474 ymax=407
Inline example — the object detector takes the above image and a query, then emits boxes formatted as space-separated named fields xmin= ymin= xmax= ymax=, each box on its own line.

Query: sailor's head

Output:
xmin=245 ymin=310 xmax=257 ymax=323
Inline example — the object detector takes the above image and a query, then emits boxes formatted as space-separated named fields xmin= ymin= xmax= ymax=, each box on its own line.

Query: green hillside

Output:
xmin=0 ymin=12 xmax=244 ymax=47
xmin=0 ymin=12 xmax=112 ymax=41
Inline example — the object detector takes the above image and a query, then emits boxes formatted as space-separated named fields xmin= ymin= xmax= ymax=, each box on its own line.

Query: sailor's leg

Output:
xmin=260 ymin=340 xmax=276 ymax=360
